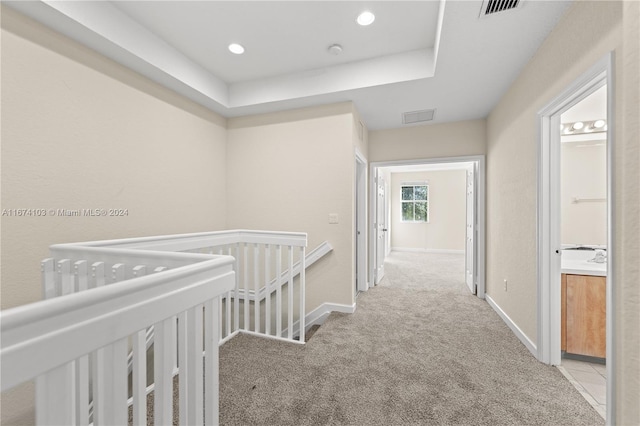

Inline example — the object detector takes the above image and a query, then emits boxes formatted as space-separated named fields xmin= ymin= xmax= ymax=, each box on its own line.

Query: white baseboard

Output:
xmin=391 ymin=247 xmax=464 ymax=254
xmin=485 ymin=294 xmax=537 ymax=358
xmin=305 ymin=302 xmax=356 ymax=330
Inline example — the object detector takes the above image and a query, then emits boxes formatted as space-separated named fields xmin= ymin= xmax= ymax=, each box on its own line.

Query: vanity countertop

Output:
xmin=561 ymin=248 xmax=607 ymax=277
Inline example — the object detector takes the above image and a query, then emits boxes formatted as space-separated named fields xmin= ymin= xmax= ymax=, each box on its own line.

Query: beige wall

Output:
xmin=486 ymin=0 xmax=622 ymax=343
xmin=617 ymin=1 xmax=639 ymax=422
xmin=390 ymin=170 xmax=466 ymax=251
xmin=368 ymin=119 xmax=486 ymax=163
xmin=487 ymin=0 xmax=640 ymax=422
xmin=561 ymin=140 xmax=607 ymax=246
xmin=1 ymin=8 xmax=228 ymax=423
xmin=226 ymin=103 xmax=357 ymax=313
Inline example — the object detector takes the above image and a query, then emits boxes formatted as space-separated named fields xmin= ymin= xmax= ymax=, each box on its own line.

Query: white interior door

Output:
xmin=375 ymin=171 xmax=387 ymax=284
xmin=465 ymin=165 xmax=477 ymax=294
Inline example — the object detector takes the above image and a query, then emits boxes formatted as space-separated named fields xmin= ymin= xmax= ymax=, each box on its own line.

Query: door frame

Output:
xmin=355 ymin=149 xmax=368 ymax=293
xmin=536 ymin=52 xmax=614 ymax=424
xmin=369 ymin=155 xmax=486 ymax=298
xmin=373 ymin=168 xmax=388 ymax=285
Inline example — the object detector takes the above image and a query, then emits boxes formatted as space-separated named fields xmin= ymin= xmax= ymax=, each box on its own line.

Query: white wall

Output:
xmin=487 ymin=0 xmax=640 ymax=421
xmin=226 ymin=103 xmax=359 ymax=314
xmin=369 ymin=119 xmax=486 ymax=163
xmin=561 ymin=140 xmax=607 ymax=246
xmin=390 ymin=170 xmax=466 ymax=252
xmin=1 ymin=8 xmax=228 ymax=424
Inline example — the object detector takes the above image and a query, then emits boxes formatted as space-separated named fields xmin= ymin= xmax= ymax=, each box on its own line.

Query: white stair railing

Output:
xmin=42 ymin=230 xmax=317 ymax=345
xmin=1 ymin=255 xmax=234 ymax=425
xmin=1 ymin=230 xmax=334 ymax=425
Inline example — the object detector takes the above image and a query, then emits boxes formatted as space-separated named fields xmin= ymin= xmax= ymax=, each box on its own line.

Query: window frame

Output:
xmin=400 ymin=183 xmax=430 ymax=223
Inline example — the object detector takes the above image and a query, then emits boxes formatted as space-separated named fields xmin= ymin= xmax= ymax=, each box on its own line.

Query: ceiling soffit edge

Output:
xmin=5 ymin=0 xmax=445 ymax=120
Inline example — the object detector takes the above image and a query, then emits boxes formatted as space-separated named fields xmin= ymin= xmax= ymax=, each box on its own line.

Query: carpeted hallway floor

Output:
xmin=218 ymin=251 xmax=604 ymax=425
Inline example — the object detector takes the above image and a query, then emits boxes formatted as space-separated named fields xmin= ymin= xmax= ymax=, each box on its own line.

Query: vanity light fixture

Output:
xmin=357 ymin=11 xmax=375 ymax=26
xmin=562 ymin=119 xmax=607 ymax=136
xmin=228 ymin=43 xmax=245 ymax=55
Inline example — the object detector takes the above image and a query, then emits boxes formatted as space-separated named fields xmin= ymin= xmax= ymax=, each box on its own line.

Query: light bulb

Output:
xmin=357 ymin=11 xmax=375 ymax=26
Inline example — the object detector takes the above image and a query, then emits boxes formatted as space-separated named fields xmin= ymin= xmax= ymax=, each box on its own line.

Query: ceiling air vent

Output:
xmin=402 ymin=109 xmax=435 ymax=125
xmin=480 ymin=0 xmax=522 ymax=17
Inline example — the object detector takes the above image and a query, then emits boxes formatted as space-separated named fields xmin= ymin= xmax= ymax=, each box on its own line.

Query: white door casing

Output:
xmin=375 ymin=170 xmax=387 ymax=285
xmin=355 ymin=150 xmax=368 ymax=293
xmin=369 ymin=156 xmax=485 ymax=298
xmin=465 ymin=165 xmax=477 ymax=294
xmin=536 ymin=52 xmax=614 ymax=425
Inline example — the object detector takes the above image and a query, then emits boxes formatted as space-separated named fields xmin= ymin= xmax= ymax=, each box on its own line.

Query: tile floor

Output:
xmin=557 ymin=358 xmax=607 ymax=420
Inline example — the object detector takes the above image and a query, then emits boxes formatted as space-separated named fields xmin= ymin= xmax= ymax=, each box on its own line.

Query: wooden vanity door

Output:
xmin=566 ymin=274 xmax=606 ymax=358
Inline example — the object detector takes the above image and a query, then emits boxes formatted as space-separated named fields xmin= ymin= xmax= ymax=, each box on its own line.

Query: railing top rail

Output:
xmin=47 ymin=245 xmax=218 ymax=268
xmin=50 ymin=229 xmax=308 ymax=252
xmin=1 ymin=255 xmax=235 ymax=391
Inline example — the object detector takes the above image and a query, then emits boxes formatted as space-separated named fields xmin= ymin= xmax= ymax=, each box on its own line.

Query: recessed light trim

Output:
xmin=228 ymin=43 xmax=245 ymax=55
xmin=357 ymin=11 xmax=375 ymax=26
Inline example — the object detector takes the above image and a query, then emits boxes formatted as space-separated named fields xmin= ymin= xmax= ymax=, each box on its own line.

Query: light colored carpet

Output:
xmin=219 ymin=252 xmax=604 ymax=425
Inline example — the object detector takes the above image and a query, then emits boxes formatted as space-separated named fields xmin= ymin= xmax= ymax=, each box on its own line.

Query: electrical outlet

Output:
xmin=328 ymin=213 xmax=339 ymax=224
xmin=504 ymin=279 xmax=508 ymax=291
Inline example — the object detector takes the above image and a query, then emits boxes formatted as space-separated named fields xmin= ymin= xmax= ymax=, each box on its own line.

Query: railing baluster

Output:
xmin=299 ymin=246 xmax=306 ymax=343
xmin=254 ymin=243 xmax=260 ymax=333
xmin=74 ymin=260 xmax=88 ymax=293
xmin=204 ymin=298 xmax=219 ymax=425
xmin=41 ymin=258 xmax=55 ymax=299
xmin=105 ymin=264 xmax=128 ymax=425
xmin=111 ymin=263 xmax=125 ymax=284
xmin=74 ymin=261 xmax=90 ymax=426
xmin=234 ymin=244 xmax=240 ymax=334
xmin=243 ymin=243 xmax=249 ymax=331
xmin=154 ymin=318 xmax=174 ymax=425
xmin=226 ymin=246 xmax=232 ymax=339
xmin=36 ymin=363 xmax=75 ymax=425
xmin=276 ymin=245 xmax=282 ymax=337
xmin=187 ymin=305 xmax=204 ymax=425
xmin=103 ymin=338 xmax=128 ymax=426
xmin=288 ymin=246 xmax=294 ymax=339
xmin=57 ymin=259 xmax=73 ymax=296
xmin=91 ymin=262 xmax=105 ymax=289
xmin=264 ymin=245 xmax=271 ymax=336
xmin=90 ymin=262 xmax=105 ymax=425
xmin=178 ymin=311 xmax=188 ymax=426
xmin=131 ymin=266 xmax=147 ymax=426
xmin=37 ymin=263 xmax=76 ymax=425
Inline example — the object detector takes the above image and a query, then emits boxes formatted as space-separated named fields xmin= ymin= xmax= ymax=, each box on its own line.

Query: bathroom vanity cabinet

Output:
xmin=561 ymin=274 xmax=606 ymax=358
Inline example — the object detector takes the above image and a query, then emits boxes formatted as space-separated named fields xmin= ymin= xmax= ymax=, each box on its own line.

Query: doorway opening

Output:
xmin=537 ymin=53 xmax=614 ymax=424
xmin=369 ymin=155 xmax=485 ymax=298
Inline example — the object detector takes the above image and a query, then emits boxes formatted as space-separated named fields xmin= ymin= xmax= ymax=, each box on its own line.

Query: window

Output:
xmin=401 ymin=184 xmax=429 ymax=222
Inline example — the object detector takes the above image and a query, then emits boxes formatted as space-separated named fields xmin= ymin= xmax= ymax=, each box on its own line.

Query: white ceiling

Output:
xmin=6 ymin=0 xmax=573 ymax=130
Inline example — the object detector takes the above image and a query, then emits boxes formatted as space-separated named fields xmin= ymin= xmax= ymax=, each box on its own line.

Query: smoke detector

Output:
xmin=328 ymin=44 xmax=343 ymax=56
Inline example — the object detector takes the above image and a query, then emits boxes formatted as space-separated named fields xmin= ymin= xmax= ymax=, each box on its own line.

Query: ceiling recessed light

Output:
xmin=228 ymin=43 xmax=245 ymax=55
xmin=357 ymin=11 xmax=375 ymax=26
